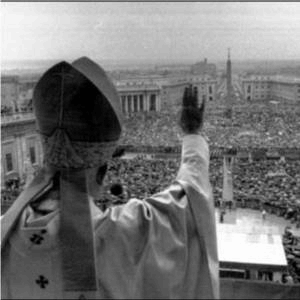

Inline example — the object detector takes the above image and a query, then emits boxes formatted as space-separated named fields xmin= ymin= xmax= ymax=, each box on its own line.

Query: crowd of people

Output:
xmin=97 ymin=155 xmax=300 ymax=226
xmin=2 ymin=155 xmax=299 ymax=226
xmin=283 ymin=227 xmax=300 ymax=283
xmin=1 ymin=149 xmax=300 ymax=282
xmin=210 ymin=158 xmax=300 ymax=225
xmin=1 ymin=102 xmax=33 ymax=118
xmin=2 ymin=97 xmax=299 ymax=148
xmin=1 ymin=99 xmax=300 ymax=283
xmin=102 ymin=154 xmax=300 ymax=282
xmin=120 ymin=101 xmax=300 ymax=149
xmin=1 ymin=177 xmax=23 ymax=214
xmin=120 ymin=111 xmax=180 ymax=148
xmin=1 ymin=104 xmax=14 ymax=115
xmin=102 ymin=155 xmax=179 ymax=202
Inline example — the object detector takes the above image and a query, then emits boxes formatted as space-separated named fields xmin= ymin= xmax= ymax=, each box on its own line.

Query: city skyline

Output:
xmin=2 ymin=2 xmax=300 ymax=64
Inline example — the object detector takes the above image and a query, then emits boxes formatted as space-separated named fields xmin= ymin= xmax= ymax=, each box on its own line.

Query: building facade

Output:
xmin=270 ymin=78 xmax=300 ymax=102
xmin=240 ymin=75 xmax=300 ymax=102
xmin=1 ymin=75 xmax=38 ymax=112
xmin=116 ymin=81 xmax=161 ymax=114
xmin=190 ymin=76 xmax=217 ymax=103
xmin=1 ymin=76 xmax=19 ymax=110
xmin=2 ymin=75 xmax=163 ymax=115
xmin=1 ymin=116 xmax=42 ymax=185
xmin=160 ymin=79 xmax=189 ymax=110
xmin=160 ymin=76 xmax=217 ymax=110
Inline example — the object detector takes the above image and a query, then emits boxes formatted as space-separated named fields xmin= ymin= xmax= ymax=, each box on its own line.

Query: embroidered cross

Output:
xmin=36 ymin=275 xmax=49 ymax=288
xmin=30 ymin=229 xmax=47 ymax=245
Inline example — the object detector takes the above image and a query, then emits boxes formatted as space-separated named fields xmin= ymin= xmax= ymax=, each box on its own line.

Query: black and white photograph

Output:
xmin=1 ymin=2 xmax=300 ymax=299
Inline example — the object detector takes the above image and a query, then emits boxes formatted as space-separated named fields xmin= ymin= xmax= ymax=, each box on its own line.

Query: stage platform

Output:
xmin=217 ymin=224 xmax=287 ymax=272
xmin=215 ymin=208 xmax=290 ymax=276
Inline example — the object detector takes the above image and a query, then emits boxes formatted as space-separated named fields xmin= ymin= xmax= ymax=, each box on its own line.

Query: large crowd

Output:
xmin=104 ymin=157 xmax=300 ymax=219
xmin=2 ymin=98 xmax=299 ymax=148
xmin=120 ymin=111 xmax=180 ymax=148
xmin=3 ymin=156 xmax=299 ymax=220
xmin=210 ymin=158 xmax=300 ymax=218
xmin=1 ymin=102 xmax=33 ymax=117
xmin=1 ymin=177 xmax=23 ymax=214
xmin=1 ymin=99 xmax=300 ymax=283
xmin=283 ymin=227 xmax=300 ymax=283
xmin=1 ymin=104 xmax=14 ymax=115
xmin=2 ymin=154 xmax=300 ymax=283
xmin=120 ymin=101 xmax=300 ymax=149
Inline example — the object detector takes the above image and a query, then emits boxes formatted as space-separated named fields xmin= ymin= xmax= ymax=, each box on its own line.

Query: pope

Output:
xmin=1 ymin=57 xmax=219 ymax=299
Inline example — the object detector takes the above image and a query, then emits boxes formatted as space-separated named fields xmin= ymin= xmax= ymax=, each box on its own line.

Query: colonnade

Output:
xmin=120 ymin=92 xmax=160 ymax=113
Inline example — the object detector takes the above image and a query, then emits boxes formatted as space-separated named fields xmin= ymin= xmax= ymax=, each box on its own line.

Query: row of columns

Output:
xmin=120 ymin=93 xmax=160 ymax=113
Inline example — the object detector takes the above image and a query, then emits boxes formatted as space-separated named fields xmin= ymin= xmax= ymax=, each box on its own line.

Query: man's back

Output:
xmin=1 ymin=62 xmax=219 ymax=299
xmin=2 ymin=135 xmax=218 ymax=299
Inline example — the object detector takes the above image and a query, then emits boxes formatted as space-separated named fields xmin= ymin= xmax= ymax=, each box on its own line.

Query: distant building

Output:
xmin=160 ymin=79 xmax=189 ymax=109
xmin=2 ymin=74 xmax=162 ymax=115
xmin=115 ymin=75 xmax=217 ymax=113
xmin=1 ymin=116 xmax=42 ymax=185
xmin=2 ymin=69 xmax=218 ymax=116
xmin=1 ymin=75 xmax=38 ymax=112
xmin=189 ymin=76 xmax=217 ymax=103
xmin=191 ymin=58 xmax=217 ymax=78
xmin=115 ymin=80 xmax=161 ymax=113
xmin=18 ymin=75 xmax=39 ymax=109
xmin=240 ymin=75 xmax=300 ymax=102
xmin=18 ymin=74 xmax=40 ymax=92
xmin=1 ymin=76 xmax=19 ymax=110
xmin=270 ymin=77 xmax=300 ymax=102
xmin=241 ymin=76 xmax=272 ymax=101
xmin=160 ymin=76 xmax=217 ymax=110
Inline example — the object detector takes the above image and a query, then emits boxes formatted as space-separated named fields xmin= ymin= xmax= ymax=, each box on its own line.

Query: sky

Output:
xmin=1 ymin=2 xmax=300 ymax=63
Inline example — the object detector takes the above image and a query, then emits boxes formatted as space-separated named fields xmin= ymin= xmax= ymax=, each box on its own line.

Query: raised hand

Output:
xmin=180 ymin=85 xmax=205 ymax=134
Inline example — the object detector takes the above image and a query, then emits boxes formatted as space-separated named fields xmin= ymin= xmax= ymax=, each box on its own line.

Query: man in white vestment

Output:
xmin=1 ymin=57 xmax=219 ymax=299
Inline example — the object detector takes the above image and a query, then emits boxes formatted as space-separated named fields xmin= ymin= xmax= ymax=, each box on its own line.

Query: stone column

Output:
xmin=127 ymin=95 xmax=132 ymax=113
xmin=121 ymin=96 xmax=127 ymax=113
xmin=145 ymin=93 xmax=149 ymax=111
xmin=133 ymin=94 xmax=138 ymax=112
xmin=157 ymin=91 xmax=161 ymax=111
xmin=142 ymin=93 xmax=145 ymax=111
xmin=16 ymin=135 xmax=24 ymax=178
xmin=249 ymin=269 xmax=257 ymax=280
xmin=138 ymin=94 xmax=143 ymax=112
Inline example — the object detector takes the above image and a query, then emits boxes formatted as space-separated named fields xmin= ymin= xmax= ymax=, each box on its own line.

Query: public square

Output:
xmin=1 ymin=2 xmax=300 ymax=299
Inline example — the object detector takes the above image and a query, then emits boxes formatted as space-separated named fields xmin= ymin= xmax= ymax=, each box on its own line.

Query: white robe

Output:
xmin=1 ymin=135 xmax=219 ymax=299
